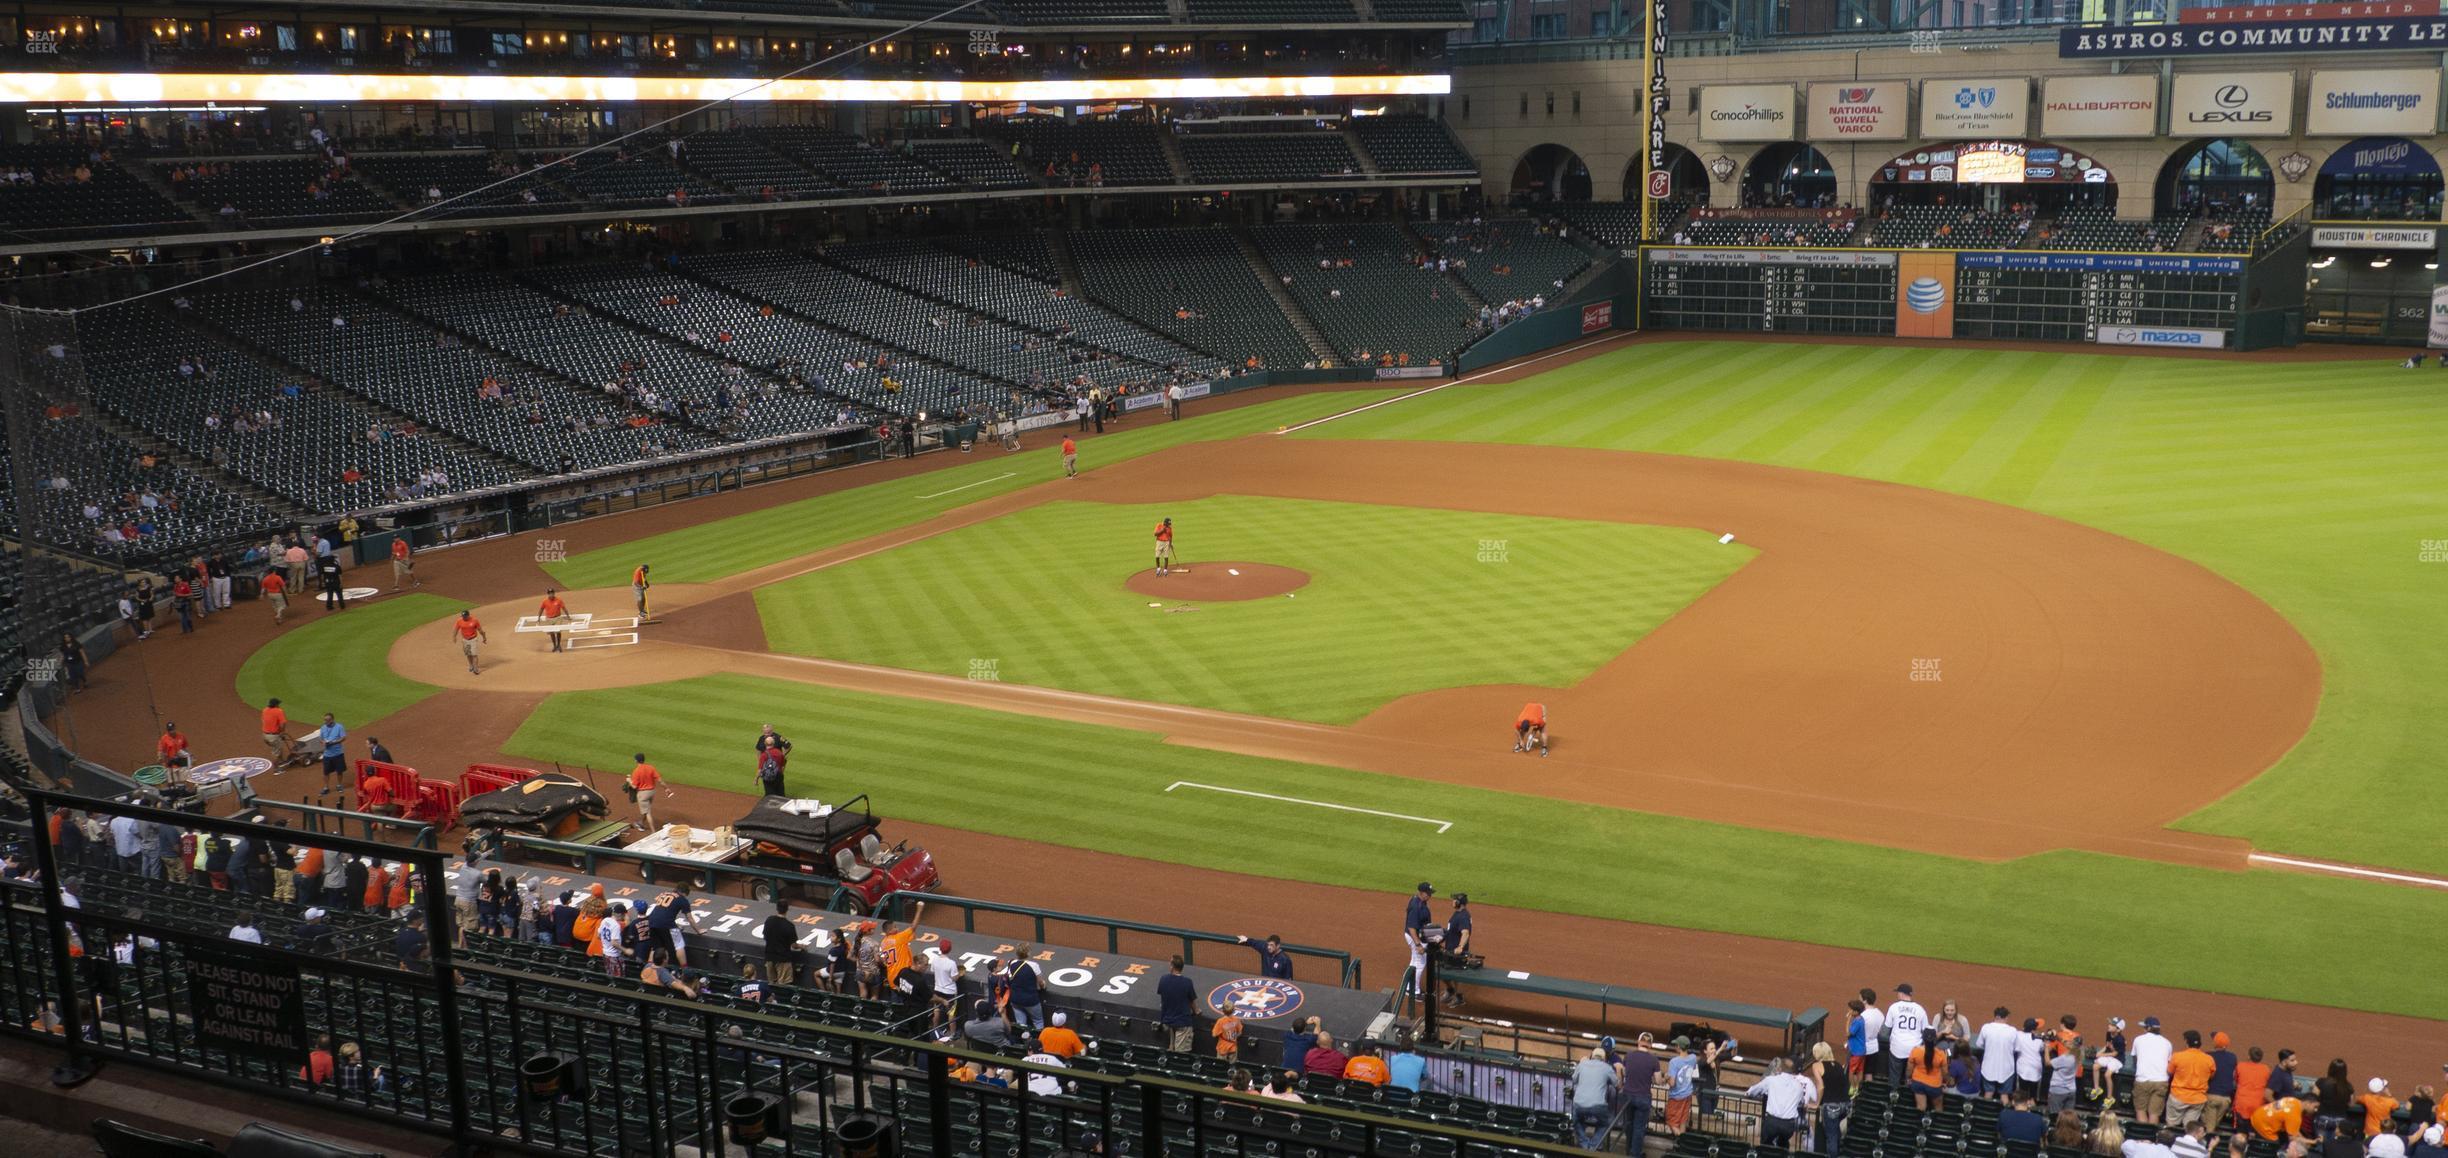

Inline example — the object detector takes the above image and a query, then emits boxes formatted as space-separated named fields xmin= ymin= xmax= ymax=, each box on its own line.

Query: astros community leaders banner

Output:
xmin=1698 ymin=84 xmax=1796 ymax=141
xmin=1807 ymin=82 xmax=1911 ymax=140
xmin=2306 ymin=68 xmax=2438 ymax=135
xmin=1922 ymin=78 xmax=2030 ymax=139
xmin=2042 ymin=75 xmax=2159 ymax=137
xmin=2062 ymin=15 xmax=2448 ymax=56
xmin=2169 ymin=73 xmax=2294 ymax=137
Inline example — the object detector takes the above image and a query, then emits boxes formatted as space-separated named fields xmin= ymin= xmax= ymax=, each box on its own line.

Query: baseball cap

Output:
xmin=2212 ymin=1032 xmax=2230 ymax=1049
xmin=303 ymin=907 xmax=326 ymax=920
xmin=2109 ymin=1017 xmax=2125 ymax=1030
xmin=1452 ymin=892 xmax=1469 ymax=904
xmin=1671 ymin=1035 xmax=1691 ymax=1048
xmin=1602 ymin=1036 xmax=1618 ymax=1052
xmin=1417 ymin=882 xmax=1434 ymax=893
xmin=2142 ymin=1016 xmax=2160 ymax=1029
xmin=2370 ymin=1078 xmax=2388 ymax=1093
xmin=1896 ymin=983 xmax=1914 ymax=995
xmin=1079 ymin=1130 xmax=1105 ymax=1153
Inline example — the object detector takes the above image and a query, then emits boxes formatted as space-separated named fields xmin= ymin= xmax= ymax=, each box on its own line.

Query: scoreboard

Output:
xmin=1643 ymin=248 xmax=2244 ymax=344
xmin=1951 ymin=253 xmax=2243 ymax=343
xmin=1644 ymin=249 xmax=1896 ymax=335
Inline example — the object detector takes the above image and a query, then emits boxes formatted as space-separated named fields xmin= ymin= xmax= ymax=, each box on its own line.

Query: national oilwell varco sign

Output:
xmin=2064 ymin=15 xmax=2448 ymax=56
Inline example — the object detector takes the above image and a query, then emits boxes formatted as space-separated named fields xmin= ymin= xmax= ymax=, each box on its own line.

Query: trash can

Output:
xmin=836 ymin=1114 xmax=893 ymax=1158
xmin=727 ymin=1093 xmax=784 ymax=1147
xmin=521 ymin=1053 xmax=577 ymax=1101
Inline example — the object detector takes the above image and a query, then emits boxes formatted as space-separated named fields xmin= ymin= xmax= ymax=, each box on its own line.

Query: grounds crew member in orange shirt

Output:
xmin=451 ymin=610 xmax=489 ymax=676
xmin=156 ymin=722 xmax=192 ymax=775
xmin=260 ymin=568 xmax=288 ymax=624
xmin=537 ymin=589 xmax=570 ymax=653
xmin=628 ymin=754 xmax=664 ymax=830
xmin=1062 ymin=436 xmax=1078 ymax=479
xmin=390 ymin=536 xmax=419 ymax=591
xmin=632 ymin=563 xmax=651 ymax=617
xmin=261 ymin=698 xmax=293 ymax=766
xmin=2251 ymin=1097 xmax=2304 ymax=1142
xmin=1514 ymin=702 xmax=1549 ymax=756
xmin=1153 ymin=517 xmax=1174 ymax=575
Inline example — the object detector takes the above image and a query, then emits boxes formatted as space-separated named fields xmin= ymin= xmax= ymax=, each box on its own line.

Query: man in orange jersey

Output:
xmin=632 ymin=563 xmax=651 ymax=617
xmin=261 ymin=568 xmax=289 ymax=624
xmin=628 ymin=754 xmax=663 ymax=831
xmin=1152 ymin=517 xmax=1174 ymax=575
xmin=390 ymin=536 xmax=419 ymax=591
xmin=1514 ymin=702 xmax=1549 ymax=756
xmin=451 ymin=610 xmax=489 ymax=676
xmin=1062 ymin=435 xmax=1078 ymax=479
xmin=260 ymin=697 xmax=294 ymax=766
xmin=537 ymin=588 xmax=570 ymax=653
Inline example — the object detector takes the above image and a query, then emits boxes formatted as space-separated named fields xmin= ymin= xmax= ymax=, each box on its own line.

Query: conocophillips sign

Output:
xmin=2169 ymin=73 xmax=2294 ymax=137
xmin=1698 ymin=84 xmax=1795 ymax=141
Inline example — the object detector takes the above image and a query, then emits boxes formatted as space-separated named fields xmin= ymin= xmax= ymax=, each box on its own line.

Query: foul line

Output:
xmin=918 ymin=472 xmax=1018 ymax=500
xmin=2247 ymin=852 xmax=2448 ymax=890
xmin=1165 ymin=781 xmax=1453 ymax=834
xmin=1276 ymin=330 xmax=1636 ymax=435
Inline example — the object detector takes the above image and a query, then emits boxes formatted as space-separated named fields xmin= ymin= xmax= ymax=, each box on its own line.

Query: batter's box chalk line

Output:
xmin=1164 ymin=781 xmax=1452 ymax=834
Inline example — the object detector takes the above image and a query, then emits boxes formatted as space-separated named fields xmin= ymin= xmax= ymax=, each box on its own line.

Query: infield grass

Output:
xmin=754 ymin=495 xmax=1750 ymax=723
xmin=505 ymin=672 xmax=2448 ymax=1020
xmin=234 ymin=592 xmax=453 ymax=727
xmin=1301 ymin=341 xmax=2448 ymax=876
xmin=544 ymin=389 xmax=1401 ymax=590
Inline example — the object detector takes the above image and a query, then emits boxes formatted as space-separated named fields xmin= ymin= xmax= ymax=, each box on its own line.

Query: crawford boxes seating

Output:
xmin=1249 ymin=222 xmax=1478 ymax=362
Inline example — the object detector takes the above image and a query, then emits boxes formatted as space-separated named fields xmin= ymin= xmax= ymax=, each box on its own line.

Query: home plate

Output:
xmin=1147 ymin=602 xmax=1162 ymax=608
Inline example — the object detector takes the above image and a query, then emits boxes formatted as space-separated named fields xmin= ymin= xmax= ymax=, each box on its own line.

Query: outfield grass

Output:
xmin=1299 ymin=342 xmax=2448 ymax=876
xmin=545 ymin=390 xmax=1401 ymax=590
xmin=234 ymin=593 xmax=453 ymax=726
xmin=505 ymin=673 xmax=2448 ymax=1020
xmin=755 ymin=495 xmax=1748 ymax=722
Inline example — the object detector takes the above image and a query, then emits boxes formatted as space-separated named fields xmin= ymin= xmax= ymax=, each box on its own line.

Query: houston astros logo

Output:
xmin=1207 ymin=978 xmax=1305 ymax=1020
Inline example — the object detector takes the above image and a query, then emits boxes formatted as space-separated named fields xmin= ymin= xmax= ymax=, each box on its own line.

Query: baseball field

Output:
xmin=145 ymin=336 xmax=2448 ymax=1047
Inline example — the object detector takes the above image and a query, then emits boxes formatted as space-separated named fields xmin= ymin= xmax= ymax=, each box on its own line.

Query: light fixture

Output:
xmin=2371 ymin=258 xmax=2392 ymax=269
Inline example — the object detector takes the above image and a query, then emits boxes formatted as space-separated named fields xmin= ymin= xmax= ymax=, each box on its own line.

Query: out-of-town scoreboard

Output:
xmin=1643 ymin=248 xmax=2244 ymax=346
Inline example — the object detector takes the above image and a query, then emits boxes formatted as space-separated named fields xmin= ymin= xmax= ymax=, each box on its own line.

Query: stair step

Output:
xmin=1228 ymin=226 xmax=1336 ymax=365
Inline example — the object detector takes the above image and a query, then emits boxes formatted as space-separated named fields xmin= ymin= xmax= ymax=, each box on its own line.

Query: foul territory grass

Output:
xmin=544 ymin=389 xmax=1400 ymax=591
xmin=1302 ymin=341 xmax=2448 ymax=877
xmin=506 ymin=673 xmax=2448 ymax=1021
xmin=755 ymin=495 xmax=1749 ymax=723
xmin=234 ymin=592 xmax=452 ymax=726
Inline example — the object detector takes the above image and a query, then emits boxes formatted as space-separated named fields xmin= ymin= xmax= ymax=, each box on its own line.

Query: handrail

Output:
xmin=873 ymin=888 xmax=1359 ymax=988
xmin=492 ymin=831 xmax=851 ymax=909
xmin=242 ymin=791 xmax=440 ymax=850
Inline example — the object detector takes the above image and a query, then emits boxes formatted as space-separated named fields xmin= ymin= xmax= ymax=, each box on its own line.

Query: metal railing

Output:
xmin=1 ymin=789 xmax=1585 ymax=1158
xmin=876 ymin=889 xmax=1360 ymax=988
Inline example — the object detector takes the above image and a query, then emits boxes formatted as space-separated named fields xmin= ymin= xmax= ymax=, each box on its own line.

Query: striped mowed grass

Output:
xmin=1304 ymin=340 xmax=2448 ymax=876
xmin=753 ymin=495 xmax=1752 ymax=724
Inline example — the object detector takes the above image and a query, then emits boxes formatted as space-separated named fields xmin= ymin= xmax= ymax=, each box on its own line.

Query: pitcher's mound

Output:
xmin=1127 ymin=562 xmax=1308 ymax=602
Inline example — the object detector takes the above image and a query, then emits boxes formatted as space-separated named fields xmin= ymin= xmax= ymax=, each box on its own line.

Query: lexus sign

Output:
xmin=2170 ymin=73 xmax=2293 ymax=137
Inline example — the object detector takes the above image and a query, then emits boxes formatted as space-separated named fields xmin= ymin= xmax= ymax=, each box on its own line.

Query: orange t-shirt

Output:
xmin=2169 ymin=1049 xmax=2214 ymax=1105
xmin=360 ymin=777 xmax=393 ymax=807
xmin=881 ymin=927 xmax=917 ymax=988
xmin=1909 ymin=1045 xmax=1949 ymax=1089
xmin=300 ymin=1049 xmax=335 ymax=1084
xmin=261 ymin=572 xmax=285 ymax=595
xmin=1037 ymin=1026 xmax=1086 ymax=1057
xmin=2359 ymin=1094 xmax=2398 ymax=1137
xmin=2252 ymin=1098 xmax=2304 ymax=1141
xmin=295 ymin=847 xmax=325 ymax=878
xmin=2234 ymin=1063 xmax=2273 ymax=1117
xmin=1517 ymin=703 xmax=1546 ymax=728
xmin=629 ymin=763 xmax=660 ymax=791
xmin=1153 ymin=523 xmax=1172 ymax=543
xmin=392 ymin=539 xmax=409 ymax=560
xmin=387 ymin=875 xmax=412 ymax=912
xmin=632 ymin=566 xmax=649 ymax=586
xmin=455 ymin=616 xmax=483 ymax=640
xmin=1211 ymin=1014 xmax=1243 ymax=1056
xmin=262 ymin=705 xmax=288 ymax=734
xmin=539 ymin=596 xmax=566 ymax=619
xmin=158 ymin=731 xmax=188 ymax=761
xmin=364 ymin=865 xmax=390 ymax=909
xmin=1345 ymin=1056 xmax=1390 ymax=1086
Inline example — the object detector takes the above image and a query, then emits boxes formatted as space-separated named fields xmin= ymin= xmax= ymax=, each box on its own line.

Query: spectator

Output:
xmin=1302 ymin=1030 xmax=1348 ymax=1079
xmin=2171 ymin=1030 xmax=2216 ymax=1128
xmin=759 ymin=899 xmax=801 ymax=986
xmin=1233 ymin=933 xmax=1295 ymax=980
xmin=1344 ymin=1043 xmax=1389 ymax=1086
xmin=228 ymin=913 xmax=263 ymax=943
xmin=1260 ymin=1071 xmax=1304 ymax=1103
xmin=2316 ymin=1061 xmax=2356 ymax=1140
xmin=1624 ymin=1034 xmax=1665 ymax=1156
xmin=2208 ymin=1033 xmax=2241 ymax=1127
xmin=1749 ymin=1056 xmax=1813 ymax=1151
xmin=1573 ymin=1045 xmax=1621 ymax=1150
xmin=962 ymin=999 xmax=1013 ymax=1049
xmin=2133 ymin=1018 xmax=2176 ymax=1124
xmin=2090 ymin=1116 xmax=2129 ymax=1156
xmin=1036 ymin=1012 xmax=1086 ymax=1059
xmin=1281 ymin=1016 xmax=1318 ymax=1076
xmin=1999 ymin=1091 xmax=2048 ymax=1144
xmin=2174 ymin=1123 xmax=2213 ymax=1158
xmin=1156 ymin=954 xmax=1196 ymax=1052
xmin=2125 ymin=1127 xmax=2181 ymax=1158
xmin=1666 ymin=1036 xmax=1699 ymax=1135
xmin=393 ymin=919 xmax=427 ymax=968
